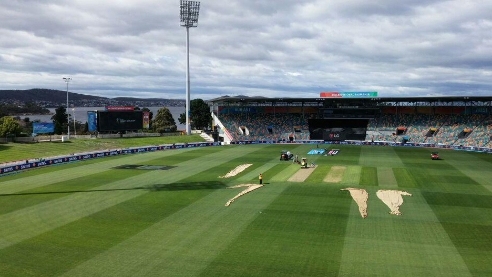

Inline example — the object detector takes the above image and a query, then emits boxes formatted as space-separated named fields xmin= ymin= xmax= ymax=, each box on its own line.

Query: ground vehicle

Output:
xmin=300 ymin=157 xmax=308 ymax=168
xmin=431 ymin=152 xmax=439 ymax=160
xmin=280 ymin=150 xmax=293 ymax=161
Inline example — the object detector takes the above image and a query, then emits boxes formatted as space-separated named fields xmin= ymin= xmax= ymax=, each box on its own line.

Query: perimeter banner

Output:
xmin=0 ymin=142 xmax=220 ymax=176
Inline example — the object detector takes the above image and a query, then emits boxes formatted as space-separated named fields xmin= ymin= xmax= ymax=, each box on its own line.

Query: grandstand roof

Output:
xmin=209 ymin=95 xmax=492 ymax=106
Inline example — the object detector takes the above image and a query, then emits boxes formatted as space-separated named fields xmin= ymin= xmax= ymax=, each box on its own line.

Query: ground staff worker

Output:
xmin=259 ymin=173 xmax=263 ymax=184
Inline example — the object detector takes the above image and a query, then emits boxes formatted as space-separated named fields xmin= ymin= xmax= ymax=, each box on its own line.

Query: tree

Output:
xmin=179 ymin=99 xmax=211 ymax=130
xmin=51 ymin=106 xmax=68 ymax=135
xmin=0 ymin=116 xmax=21 ymax=137
xmin=152 ymin=107 xmax=177 ymax=133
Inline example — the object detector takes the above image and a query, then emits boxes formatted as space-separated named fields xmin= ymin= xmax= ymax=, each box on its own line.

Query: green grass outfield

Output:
xmin=0 ymin=144 xmax=491 ymax=276
xmin=0 ymin=135 xmax=204 ymax=164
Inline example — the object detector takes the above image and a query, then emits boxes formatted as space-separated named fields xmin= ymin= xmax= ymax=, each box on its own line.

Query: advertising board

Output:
xmin=32 ymin=123 xmax=54 ymax=134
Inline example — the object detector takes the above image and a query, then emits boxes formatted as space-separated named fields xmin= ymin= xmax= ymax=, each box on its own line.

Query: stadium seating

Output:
xmin=366 ymin=114 xmax=492 ymax=147
xmin=219 ymin=113 xmax=310 ymax=141
xmin=220 ymin=110 xmax=491 ymax=148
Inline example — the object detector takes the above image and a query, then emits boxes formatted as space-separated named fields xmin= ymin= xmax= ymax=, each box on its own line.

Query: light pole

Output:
xmin=180 ymin=0 xmax=200 ymax=135
xmin=63 ymin=77 xmax=71 ymax=139
xmin=72 ymin=107 xmax=76 ymax=137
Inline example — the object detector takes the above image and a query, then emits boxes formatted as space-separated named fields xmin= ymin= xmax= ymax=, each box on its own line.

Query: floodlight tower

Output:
xmin=63 ymin=77 xmax=72 ymax=139
xmin=180 ymin=0 xmax=200 ymax=135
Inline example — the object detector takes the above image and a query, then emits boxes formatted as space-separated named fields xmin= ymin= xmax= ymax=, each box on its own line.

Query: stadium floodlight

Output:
xmin=63 ymin=77 xmax=72 ymax=139
xmin=72 ymin=107 xmax=76 ymax=137
xmin=180 ymin=0 xmax=200 ymax=135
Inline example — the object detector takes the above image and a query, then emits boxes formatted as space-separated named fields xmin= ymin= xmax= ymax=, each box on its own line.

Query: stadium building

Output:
xmin=209 ymin=93 xmax=492 ymax=150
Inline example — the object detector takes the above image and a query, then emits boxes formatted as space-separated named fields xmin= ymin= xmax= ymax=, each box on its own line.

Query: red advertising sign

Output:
xmin=105 ymin=106 xmax=134 ymax=112
xmin=320 ymin=92 xmax=342 ymax=98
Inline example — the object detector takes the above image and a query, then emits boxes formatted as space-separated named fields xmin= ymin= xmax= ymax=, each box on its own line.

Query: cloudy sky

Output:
xmin=1 ymin=0 xmax=491 ymax=99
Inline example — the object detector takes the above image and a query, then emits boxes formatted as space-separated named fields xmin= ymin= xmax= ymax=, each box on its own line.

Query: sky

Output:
xmin=1 ymin=0 xmax=491 ymax=100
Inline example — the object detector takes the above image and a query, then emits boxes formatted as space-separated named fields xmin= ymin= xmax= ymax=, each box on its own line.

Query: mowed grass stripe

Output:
xmin=270 ymin=164 xmax=300 ymax=182
xmin=285 ymin=154 xmax=324 ymax=183
xmin=0 ymin=135 xmax=205 ymax=163
xmin=306 ymin=164 xmax=331 ymax=183
xmin=288 ymin=167 xmax=317 ymax=182
xmin=326 ymin=145 xmax=362 ymax=166
xmin=394 ymin=148 xmax=490 ymax=195
xmin=0 ymin=149 xmax=194 ymax=195
xmin=323 ymin=165 xmax=345 ymax=183
xmin=393 ymin=168 xmax=418 ymax=188
xmin=407 ymin=166 xmax=489 ymax=195
xmin=341 ymin=166 xmax=361 ymax=185
xmin=0 ymin=149 xmax=215 ymax=215
xmin=239 ymin=162 xmax=277 ymax=182
xmin=422 ymin=191 xmax=492 ymax=275
xmin=201 ymin=184 xmax=352 ymax=277
xmin=62 ymin=175 xmax=290 ymax=276
xmin=0 ymin=183 xmax=218 ymax=276
xmin=0 ymin=169 xmax=148 ymax=215
xmin=0 ymin=146 xmax=258 ymax=249
xmin=360 ymin=167 xmax=378 ymax=186
xmin=377 ymin=167 xmax=397 ymax=187
xmin=338 ymin=189 xmax=471 ymax=276
xmin=144 ymin=145 xmax=226 ymax=165
xmin=359 ymin=146 xmax=404 ymax=168
xmin=0 ymin=157 xmax=109 ymax=181
xmin=441 ymin=151 xmax=492 ymax=194
xmin=167 ymin=145 xmax=282 ymax=182
xmin=239 ymin=145 xmax=307 ymax=182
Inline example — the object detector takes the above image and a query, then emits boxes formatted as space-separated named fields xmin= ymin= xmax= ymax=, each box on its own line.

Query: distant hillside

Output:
xmin=0 ymin=89 xmax=185 ymax=107
xmin=0 ymin=89 xmax=105 ymax=102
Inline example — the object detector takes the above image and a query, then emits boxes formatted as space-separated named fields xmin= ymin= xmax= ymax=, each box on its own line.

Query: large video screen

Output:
xmin=97 ymin=111 xmax=143 ymax=132
xmin=308 ymin=119 xmax=369 ymax=141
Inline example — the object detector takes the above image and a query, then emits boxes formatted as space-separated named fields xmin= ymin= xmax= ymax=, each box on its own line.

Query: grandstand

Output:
xmin=209 ymin=95 xmax=492 ymax=148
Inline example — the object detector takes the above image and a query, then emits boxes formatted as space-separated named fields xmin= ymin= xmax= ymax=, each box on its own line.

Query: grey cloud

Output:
xmin=0 ymin=0 xmax=491 ymax=99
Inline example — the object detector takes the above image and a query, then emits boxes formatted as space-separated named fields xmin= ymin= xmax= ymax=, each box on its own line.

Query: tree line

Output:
xmin=0 ymin=99 xmax=211 ymax=137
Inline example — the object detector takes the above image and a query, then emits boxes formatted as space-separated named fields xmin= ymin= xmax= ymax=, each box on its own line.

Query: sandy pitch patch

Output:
xmin=288 ymin=166 xmax=317 ymax=182
xmin=219 ymin=164 xmax=253 ymax=178
xmin=341 ymin=188 xmax=368 ymax=218
xmin=376 ymin=190 xmax=412 ymax=215
xmin=225 ymin=184 xmax=263 ymax=206
xmin=323 ymin=166 xmax=346 ymax=183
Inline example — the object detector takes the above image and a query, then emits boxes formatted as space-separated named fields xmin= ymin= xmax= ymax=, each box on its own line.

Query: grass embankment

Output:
xmin=0 ymin=135 xmax=204 ymax=163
